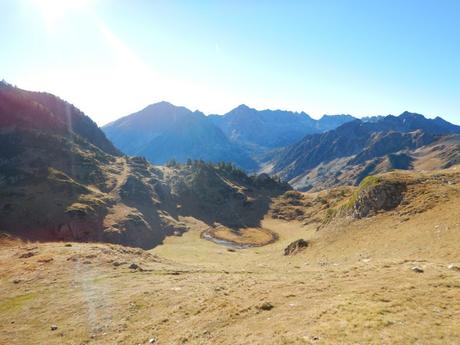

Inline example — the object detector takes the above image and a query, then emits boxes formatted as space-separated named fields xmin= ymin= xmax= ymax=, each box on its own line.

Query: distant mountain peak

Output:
xmin=399 ymin=111 xmax=424 ymax=119
xmin=231 ymin=104 xmax=254 ymax=112
xmin=320 ymin=114 xmax=355 ymax=119
xmin=156 ymin=100 xmax=175 ymax=106
xmin=146 ymin=101 xmax=179 ymax=110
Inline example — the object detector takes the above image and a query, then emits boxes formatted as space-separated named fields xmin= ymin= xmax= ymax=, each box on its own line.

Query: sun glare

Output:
xmin=31 ymin=0 xmax=89 ymax=29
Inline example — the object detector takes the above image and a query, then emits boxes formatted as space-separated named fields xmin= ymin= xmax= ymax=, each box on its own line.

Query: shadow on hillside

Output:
xmin=176 ymin=188 xmax=286 ymax=230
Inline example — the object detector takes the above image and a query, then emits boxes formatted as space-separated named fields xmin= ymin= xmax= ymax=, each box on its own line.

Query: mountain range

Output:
xmin=103 ymin=102 xmax=357 ymax=169
xmin=104 ymin=99 xmax=460 ymax=190
xmin=2 ymin=81 xmax=459 ymax=196
xmin=209 ymin=104 xmax=354 ymax=151
xmin=269 ymin=113 xmax=460 ymax=190
xmin=103 ymin=102 xmax=257 ymax=170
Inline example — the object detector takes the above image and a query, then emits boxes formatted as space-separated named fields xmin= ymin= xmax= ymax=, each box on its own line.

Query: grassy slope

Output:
xmin=1 ymin=167 xmax=459 ymax=344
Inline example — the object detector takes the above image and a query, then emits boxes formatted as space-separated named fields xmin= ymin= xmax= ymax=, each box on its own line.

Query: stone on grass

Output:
xmin=129 ymin=263 xmax=140 ymax=270
xmin=448 ymin=264 xmax=460 ymax=271
xmin=258 ymin=302 xmax=274 ymax=311
xmin=411 ymin=266 xmax=424 ymax=273
xmin=284 ymin=239 xmax=309 ymax=256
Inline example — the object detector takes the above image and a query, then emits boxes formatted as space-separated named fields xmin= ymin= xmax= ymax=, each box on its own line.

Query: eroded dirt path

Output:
xmin=103 ymin=157 xmax=133 ymax=229
xmin=111 ymin=157 xmax=130 ymax=198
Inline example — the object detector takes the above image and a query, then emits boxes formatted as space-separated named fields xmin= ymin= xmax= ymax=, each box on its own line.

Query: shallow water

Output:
xmin=201 ymin=230 xmax=253 ymax=249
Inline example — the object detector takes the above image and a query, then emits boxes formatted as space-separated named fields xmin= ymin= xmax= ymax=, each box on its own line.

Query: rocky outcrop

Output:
xmin=352 ymin=181 xmax=406 ymax=218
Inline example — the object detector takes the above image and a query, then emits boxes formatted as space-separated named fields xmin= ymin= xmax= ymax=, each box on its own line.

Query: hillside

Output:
xmin=1 ymin=166 xmax=459 ymax=344
xmin=103 ymin=102 xmax=257 ymax=170
xmin=0 ymin=81 xmax=119 ymax=156
xmin=0 ymin=87 xmax=287 ymax=249
xmin=270 ymin=112 xmax=460 ymax=190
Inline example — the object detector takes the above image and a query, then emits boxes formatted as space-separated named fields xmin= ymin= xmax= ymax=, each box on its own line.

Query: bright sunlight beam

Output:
xmin=31 ymin=0 xmax=89 ymax=30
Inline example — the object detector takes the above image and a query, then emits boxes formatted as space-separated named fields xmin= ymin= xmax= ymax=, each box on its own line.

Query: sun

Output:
xmin=31 ymin=0 xmax=89 ymax=29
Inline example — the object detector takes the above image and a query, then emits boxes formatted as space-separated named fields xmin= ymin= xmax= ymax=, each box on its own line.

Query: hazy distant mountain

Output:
xmin=103 ymin=102 xmax=257 ymax=170
xmin=270 ymin=112 xmax=460 ymax=190
xmin=361 ymin=115 xmax=386 ymax=123
xmin=209 ymin=105 xmax=317 ymax=150
xmin=104 ymin=103 xmax=357 ymax=170
xmin=316 ymin=114 xmax=356 ymax=131
xmin=209 ymin=105 xmax=356 ymax=151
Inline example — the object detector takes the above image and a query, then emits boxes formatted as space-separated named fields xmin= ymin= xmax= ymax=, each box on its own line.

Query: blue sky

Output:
xmin=1 ymin=0 xmax=459 ymax=125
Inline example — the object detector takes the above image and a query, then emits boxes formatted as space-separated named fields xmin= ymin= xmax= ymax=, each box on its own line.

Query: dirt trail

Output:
xmin=103 ymin=157 xmax=132 ymax=228
xmin=111 ymin=157 xmax=130 ymax=198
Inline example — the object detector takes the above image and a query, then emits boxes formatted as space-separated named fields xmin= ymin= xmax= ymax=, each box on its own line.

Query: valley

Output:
xmin=1 ymin=166 xmax=460 ymax=344
xmin=2 ymin=2 xmax=460 ymax=344
xmin=1 ymin=82 xmax=459 ymax=345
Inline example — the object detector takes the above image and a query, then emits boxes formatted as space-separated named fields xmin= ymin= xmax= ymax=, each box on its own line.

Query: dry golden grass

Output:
xmin=1 ymin=166 xmax=460 ymax=344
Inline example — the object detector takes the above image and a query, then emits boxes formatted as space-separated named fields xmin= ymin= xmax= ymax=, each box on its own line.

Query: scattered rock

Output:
xmin=257 ymin=302 xmax=274 ymax=311
xmin=448 ymin=264 xmax=460 ymax=272
xmin=66 ymin=255 xmax=79 ymax=262
xmin=112 ymin=261 xmax=125 ymax=267
xmin=129 ymin=263 xmax=140 ymax=270
xmin=149 ymin=337 xmax=156 ymax=343
xmin=38 ymin=257 xmax=54 ymax=263
xmin=50 ymin=325 xmax=58 ymax=331
xmin=12 ymin=279 xmax=21 ymax=284
xmin=19 ymin=251 xmax=36 ymax=259
xmin=227 ymin=248 xmax=236 ymax=252
xmin=64 ymin=243 xmax=72 ymax=247
xmin=284 ymin=239 xmax=309 ymax=256
xmin=411 ymin=266 xmax=424 ymax=273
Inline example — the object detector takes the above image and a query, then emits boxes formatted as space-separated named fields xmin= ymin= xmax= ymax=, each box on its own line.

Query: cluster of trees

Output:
xmin=165 ymin=158 xmax=247 ymax=178
xmin=166 ymin=158 xmax=207 ymax=168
